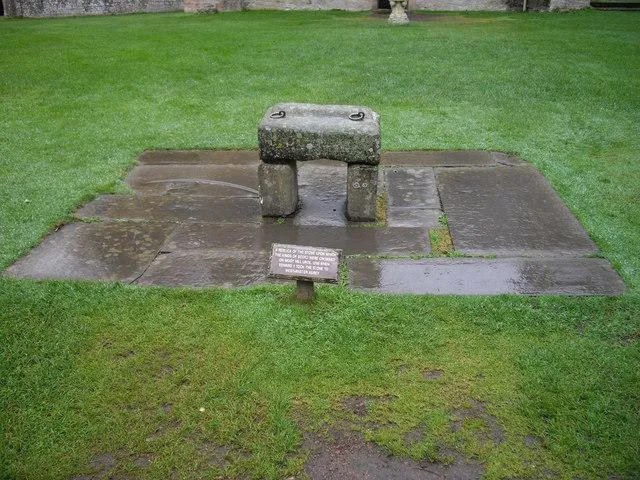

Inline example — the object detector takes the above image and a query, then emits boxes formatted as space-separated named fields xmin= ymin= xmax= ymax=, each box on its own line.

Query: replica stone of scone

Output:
xmin=258 ymin=103 xmax=381 ymax=165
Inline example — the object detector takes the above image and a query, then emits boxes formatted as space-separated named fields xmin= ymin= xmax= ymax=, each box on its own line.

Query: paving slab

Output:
xmin=125 ymin=164 xmax=259 ymax=197
xmin=437 ymin=166 xmax=597 ymax=256
xmin=349 ymin=258 xmax=626 ymax=295
xmin=382 ymin=151 xmax=495 ymax=167
xmin=76 ymin=195 xmax=262 ymax=224
xmin=162 ymin=223 xmax=430 ymax=255
xmin=387 ymin=208 xmax=442 ymax=229
xmin=4 ymin=222 xmax=175 ymax=282
xmin=137 ymin=150 xmax=259 ymax=165
xmin=6 ymin=150 xmax=622 ymax=295
xmin=135 ymin=251 xmax=272 ymax=288
xmin=491 ymin=151 xmax=526 ymax=166
xmin=385 ymin=167 xmax=440 ymax=209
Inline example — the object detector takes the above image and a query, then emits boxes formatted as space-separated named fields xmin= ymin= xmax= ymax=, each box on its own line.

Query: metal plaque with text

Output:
xmin=269 ymin=243 xmax=341 ymax=283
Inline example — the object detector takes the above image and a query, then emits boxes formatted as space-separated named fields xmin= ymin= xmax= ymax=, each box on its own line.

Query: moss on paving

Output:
xmin=1 ymin=10 xmax=639 ymax=480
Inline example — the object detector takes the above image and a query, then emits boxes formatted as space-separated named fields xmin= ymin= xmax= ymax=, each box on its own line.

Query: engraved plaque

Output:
xmin=269 ymin=243 xmax=341 ymax=283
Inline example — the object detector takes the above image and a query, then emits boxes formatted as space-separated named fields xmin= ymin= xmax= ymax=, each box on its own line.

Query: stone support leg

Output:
xmin=346 ymin=164 xmax=378 ymax=222
xmin=259 ymin=161 xmax=298 ymax=217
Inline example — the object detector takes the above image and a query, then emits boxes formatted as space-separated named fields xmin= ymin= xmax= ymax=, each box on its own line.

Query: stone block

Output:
xmin=346 ymin=164 xmax=378 ymax=222
xmin=258 ymin=103 xmax=381 ymax=165
xmin=258 ymin=161 xmax=298 ymax=217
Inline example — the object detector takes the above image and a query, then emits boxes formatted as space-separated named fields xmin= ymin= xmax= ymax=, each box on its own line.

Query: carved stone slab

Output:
xmin=258 ymin=103 xmax=381 ymax=165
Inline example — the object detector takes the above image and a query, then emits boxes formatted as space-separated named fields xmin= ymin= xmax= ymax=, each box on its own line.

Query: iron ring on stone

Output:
xmin=349 ymin=112 xmax=365 ymax=121
xmin=269 ymin=110 xmax=286 ymax=119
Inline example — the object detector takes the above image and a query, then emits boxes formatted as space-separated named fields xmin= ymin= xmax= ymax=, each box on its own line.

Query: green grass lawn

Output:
xmin=1 ymin=9 xmax=639 ymax=480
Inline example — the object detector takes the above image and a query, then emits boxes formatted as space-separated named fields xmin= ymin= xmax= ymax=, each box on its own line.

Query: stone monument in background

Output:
xmin=388 ymin=0 xmax=409 ymax=25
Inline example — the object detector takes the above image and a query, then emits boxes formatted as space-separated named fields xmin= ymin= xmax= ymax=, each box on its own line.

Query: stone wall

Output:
xmin=549 ymin=0 xmax=589 ymax=10
xmin=4 ymin=0 xmax=182 ymax=16
xmin=3 ymin=0 xmax=588 ymax=17
xmin=243 ymin=0 xmax=374 ymax=10
xmin=416 ymin=0 xmax=587 ymax=10
xmin=416 ymin=0 xmax=508 ymax=10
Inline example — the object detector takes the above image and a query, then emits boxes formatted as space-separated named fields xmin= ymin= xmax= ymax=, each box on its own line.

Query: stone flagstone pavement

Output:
xmin=4 ymin=150 xmax=625 ymax=295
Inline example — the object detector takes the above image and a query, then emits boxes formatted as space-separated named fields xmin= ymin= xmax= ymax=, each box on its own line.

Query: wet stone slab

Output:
xmin=162 ymin=223 xmax=430 ymax=256
xmin=437 ymin=166 xmax=598 ymax=256
xmin=4 ymin=222 xmax=175 ymax=282
xmin=135 ymin=251 xmax=273 ymax=288
xmin=387 ymin=208 xmax=442 ymax=229
xmin=348 ymin=258 xmax=626 ymax=295
xmin=77 ymin=195 xmax=262 ymax=224
xmin=5 ymin=150 xmax=624 ymax=294
xmin=382 ymin=151 xmax=496 ymax=167
xmin=385 ymin=167 xmax=440 ymax=209
xmin=126 ymin=164 xmax=259 ymax=197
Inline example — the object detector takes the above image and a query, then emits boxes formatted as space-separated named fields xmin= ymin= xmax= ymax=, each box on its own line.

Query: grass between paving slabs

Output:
xmin=1 ymin=9 xmax=639 ymax=479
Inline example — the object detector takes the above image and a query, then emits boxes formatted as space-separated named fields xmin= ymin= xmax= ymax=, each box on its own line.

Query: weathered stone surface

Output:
xmin=349 ymin=258 xmax=626 ymax=295
xmin=490 ymin=151 xmax=526 ymax=166
xmin=437 ymin=166 xmax=597 ymax=256
xmin=136 ymin=251 xmax=272 ymax=288
xmin=258 ymin=103 xmax=381 ymax=165
xmin=346 ymin=164 xmax=378 ymax=222
xmin=162 ymin=223 xmax=431 ymax=255
xmin=77 ymin=195 xmax=261 ymax=223
xmin=138 ymin=150 xmax=259 ymax=166
xmin=7 ymin=149 xmax=618 ymax=295
xmin=382 ymin=151 xmax=496 ymax=167
xmin=387 ymin=208 xmax=441 ymax=229
xmin=7 ymin=0 xmax=181 ymax=17
xmin=259 ymin=161 xmax=299 ymax=217
xmin=416 ymin=0 xmax=509 ymax=10
xmin=294 ymin=162 xmax=347 ymax=226
xmin=385 ymin=167 xmax=440 ymax=209
xmin=244 ymin=0 xmax=373 ymax=11
xmin=549 ymin=0 xmax=589 ymax=10
xmin=126 ymin=164 xmax=258 ymax=197
xmin=5 ymin=0 xmax=590 ymax=17
xmin=4 ymin=222 xmax=175 ymax=282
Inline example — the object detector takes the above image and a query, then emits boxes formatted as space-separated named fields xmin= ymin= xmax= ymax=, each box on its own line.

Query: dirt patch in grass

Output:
xmin=450 ymin=400 xmax=505 ymax=446
xmin=342 ymin=394 xmax=397 ymax=418
xmin=303 ymin=426 xmax=484 ymax=479
xmin=197 ymin=442 xmax=232 ymax=468
xmin=70 ymin=451 xmax=124 ymax=480
xmin=620 ymin=329 xmax=640 ymax=345
xmin=404 ymin=427 xmax=425 ymax=447
xmin=145 ymin=418 xmax=181 ymax=442
xmin=133 ymin=453 xmax=155 ymax=468
xmin=423 ymin=369 xmax=443 ymax=380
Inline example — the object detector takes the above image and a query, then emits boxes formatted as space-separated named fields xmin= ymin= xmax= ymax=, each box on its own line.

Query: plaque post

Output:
xmin=296 ymin=280 xmax=315 ymax=301
xmin=268 ymin=243 xmax=342 ymax=301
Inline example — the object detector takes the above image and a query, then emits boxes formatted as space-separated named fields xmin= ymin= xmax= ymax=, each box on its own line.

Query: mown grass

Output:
xmin=1 ymin=9 xmax=639 ymax=479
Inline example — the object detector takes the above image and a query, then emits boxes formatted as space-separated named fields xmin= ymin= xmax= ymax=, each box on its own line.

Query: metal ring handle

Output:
xmin=349 ymin=112 xmax=365 ymax=121
xmin=269 ymin=110 xmax=286 ymax=119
